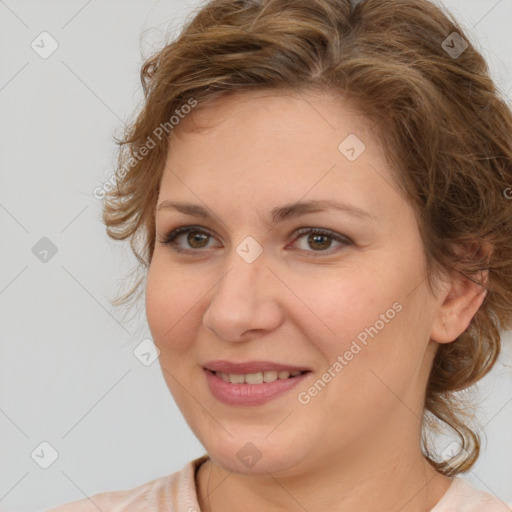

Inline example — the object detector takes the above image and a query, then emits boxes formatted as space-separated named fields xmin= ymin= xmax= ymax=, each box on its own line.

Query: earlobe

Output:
xmin=430 ymin=271 xmax=488 ymax=344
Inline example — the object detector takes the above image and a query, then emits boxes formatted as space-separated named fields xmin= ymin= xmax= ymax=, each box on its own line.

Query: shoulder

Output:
xmin=45 ymin=454 xmax=208 ymax=512
xmin=431 ymin=477 xmax=512 ymax=512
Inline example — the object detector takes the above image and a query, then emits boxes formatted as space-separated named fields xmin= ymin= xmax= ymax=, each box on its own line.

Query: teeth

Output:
xmin=263 ymin=370 xmax=278 ymax=382
xmin=245 ymin=372 xmax=264 ymax=384
xmin=229 ymin=373 xmax=245 ymax=384
xmin=217 ymin=372 xmax=231 ymax=382
xmin=215 ymin=370 xmax=304 ymax=384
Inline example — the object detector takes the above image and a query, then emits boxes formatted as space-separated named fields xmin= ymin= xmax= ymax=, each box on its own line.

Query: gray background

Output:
xmin=0 ymin=1 xmax=511 ymax=511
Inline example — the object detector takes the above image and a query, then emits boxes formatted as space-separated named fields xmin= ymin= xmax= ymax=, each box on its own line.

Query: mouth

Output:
xmin=205 ymin=369 xmax=309 ymax=384
xmin=202 ymin=360 xmax=312 ymax=406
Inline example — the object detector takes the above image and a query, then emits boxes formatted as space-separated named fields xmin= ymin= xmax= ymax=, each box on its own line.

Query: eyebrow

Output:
xmin=156 ymin=199 xmax=375 ymax=224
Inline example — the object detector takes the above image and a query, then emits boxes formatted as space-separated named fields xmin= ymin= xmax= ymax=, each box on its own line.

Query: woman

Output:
xmin=48 ymin=0 xmax=512 ymax=510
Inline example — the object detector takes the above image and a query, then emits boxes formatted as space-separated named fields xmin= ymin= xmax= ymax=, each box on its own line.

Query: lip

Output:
xmin=204 ymin=368 xmax=311 ymax=406
xmin=203 ymin=360 xmax=312 ymax=374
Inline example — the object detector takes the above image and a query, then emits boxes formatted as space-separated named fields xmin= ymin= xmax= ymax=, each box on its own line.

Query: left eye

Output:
xmin=158 ymin=226 xmax=352 ymax=255
xmin=291 ymin=227 xmax=352 ymax=254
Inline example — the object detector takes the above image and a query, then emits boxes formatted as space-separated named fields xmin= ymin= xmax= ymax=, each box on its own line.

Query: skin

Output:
xmin=145 ymin=89 xmax=487 ymax=512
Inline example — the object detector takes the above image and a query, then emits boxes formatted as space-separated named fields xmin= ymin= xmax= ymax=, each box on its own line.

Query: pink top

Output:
xmin=47 ymin=454 xmax=512 ymax=511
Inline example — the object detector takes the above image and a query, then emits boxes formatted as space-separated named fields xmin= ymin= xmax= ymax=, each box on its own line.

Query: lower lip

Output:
xmin=204 ymin=369 xmax=310 ymax=406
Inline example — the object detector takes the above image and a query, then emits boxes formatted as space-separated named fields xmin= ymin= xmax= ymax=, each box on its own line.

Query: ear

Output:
xmin=430 ymin=254 xmax=490 ymax=344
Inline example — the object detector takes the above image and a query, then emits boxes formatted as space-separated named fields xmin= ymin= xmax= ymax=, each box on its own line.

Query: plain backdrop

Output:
xmin=0 ymin=1 xmax=511 ymax=511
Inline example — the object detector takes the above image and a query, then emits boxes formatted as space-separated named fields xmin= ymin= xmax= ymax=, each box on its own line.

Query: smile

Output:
xmin=204 ymin=368 xmax=311 ymax=406
xmin=213 ymin=369 xmax=306 ymax=384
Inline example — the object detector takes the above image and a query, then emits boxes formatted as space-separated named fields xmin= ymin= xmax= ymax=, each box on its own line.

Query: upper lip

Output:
xmin=203 ymin=360 xmax=312 ymax=374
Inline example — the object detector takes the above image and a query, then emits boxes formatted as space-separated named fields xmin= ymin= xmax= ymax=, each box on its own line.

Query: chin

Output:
xmin=211 ymin=450 xmax=295 ymax=475
xmin=202 ymin=434 xmax=306 ymax=476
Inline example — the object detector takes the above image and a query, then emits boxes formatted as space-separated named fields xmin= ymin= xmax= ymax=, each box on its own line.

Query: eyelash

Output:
xmin=158 ymin=225 xmax=353 ymax=256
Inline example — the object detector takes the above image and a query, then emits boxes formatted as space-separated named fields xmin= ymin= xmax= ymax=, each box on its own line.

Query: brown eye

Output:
xmin=160 ymin=226 xmax=218 ymax=253
xmin=159 ymin=225 xmax=352 ymax=257
xmin=186 ymin=231 xmax=210 ymax=248
xmin=306 ymin=232 xmax=332 ymax=250
xmin=291 ymin=228 xmax=352 ymax=255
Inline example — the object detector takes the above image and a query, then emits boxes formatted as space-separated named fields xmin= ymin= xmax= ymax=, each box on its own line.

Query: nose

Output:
xmin=202 ymin=251 xmax=283 ymax=342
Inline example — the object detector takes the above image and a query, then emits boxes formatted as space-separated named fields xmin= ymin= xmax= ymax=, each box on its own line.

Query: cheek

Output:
xmin=289 ymin=268 xmax=393 ymax=352
xmin=292 ymin=259 xmax=426 ymax=383
xmin=145 ymin=258 xmax=204 ymax=353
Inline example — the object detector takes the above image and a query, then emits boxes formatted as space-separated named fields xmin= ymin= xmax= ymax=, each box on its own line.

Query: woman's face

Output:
xmin=145 ymin=89 xmax=448 ymax=475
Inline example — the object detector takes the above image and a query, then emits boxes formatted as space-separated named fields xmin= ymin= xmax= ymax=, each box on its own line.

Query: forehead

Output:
xmin=159 ymin=89 xmax=405 ymax=227
xmin=166 ymin=88 xmax=381 ymax=176
xmin=173 ymin=88 xmax=367 ymax=139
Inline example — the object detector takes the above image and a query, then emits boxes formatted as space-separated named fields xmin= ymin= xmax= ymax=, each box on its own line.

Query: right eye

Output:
xmin=158 ymin=225 xmax=220 ymax=253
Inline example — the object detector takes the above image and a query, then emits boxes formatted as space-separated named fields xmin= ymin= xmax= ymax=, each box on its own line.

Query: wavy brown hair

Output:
xmin=103 ymin=0 xmax=512 ymax=476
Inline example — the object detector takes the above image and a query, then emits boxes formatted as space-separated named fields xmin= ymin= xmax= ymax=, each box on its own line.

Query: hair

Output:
xmin=103 ymin=0 xmax=512 ymax=476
